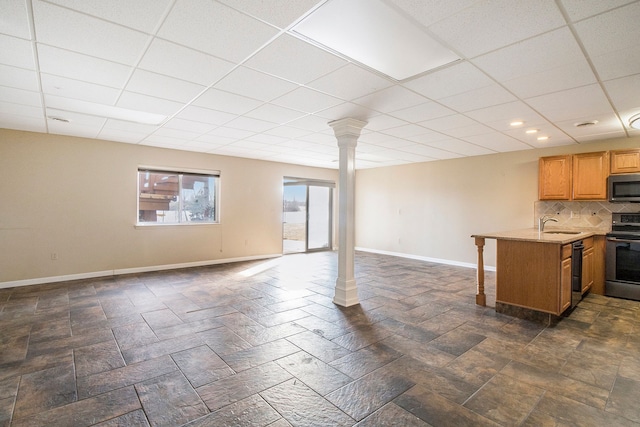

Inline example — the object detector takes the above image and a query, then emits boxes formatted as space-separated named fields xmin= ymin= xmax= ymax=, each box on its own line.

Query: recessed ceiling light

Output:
xmin=525 ymin=129 xmax=538 ymax=134
xmin=629 ymin=113 xmax=640 ymax=130
xmin=510 ymin=121 xmax=524 ymax=127
xmin=291 ymin=0 xmax=460 ymax=81
xmin=537 ymin=136 xmax=550 ymax=141
xmin=46 ymin=96 xmax=167 ymax=125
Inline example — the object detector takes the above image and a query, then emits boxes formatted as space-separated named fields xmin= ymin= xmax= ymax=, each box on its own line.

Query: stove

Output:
xmin=605 ymin=212 xmax=640 ymax=301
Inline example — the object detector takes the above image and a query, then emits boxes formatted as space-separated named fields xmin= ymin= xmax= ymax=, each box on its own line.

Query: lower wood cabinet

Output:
xmin=582 ymin=237 xmax=594 ymax=294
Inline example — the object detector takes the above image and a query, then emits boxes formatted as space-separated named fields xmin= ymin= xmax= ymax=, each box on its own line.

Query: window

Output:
xmin=138 ymin=169 xmax=219 ymax=224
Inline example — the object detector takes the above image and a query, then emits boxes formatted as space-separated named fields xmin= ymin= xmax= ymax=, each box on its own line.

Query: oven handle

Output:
xmin=607 ymin=237 xmax=640 ymax=243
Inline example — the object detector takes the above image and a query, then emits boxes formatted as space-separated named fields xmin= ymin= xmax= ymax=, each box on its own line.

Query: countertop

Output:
xmin=471 ymin=227 xmax=604 ymax=244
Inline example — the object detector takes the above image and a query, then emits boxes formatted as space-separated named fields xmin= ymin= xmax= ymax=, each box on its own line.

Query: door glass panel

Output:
xmin=308 ymin=186 xmax=330 ymax=250
xmin=283 ymin=185 xmax=307 ymax=253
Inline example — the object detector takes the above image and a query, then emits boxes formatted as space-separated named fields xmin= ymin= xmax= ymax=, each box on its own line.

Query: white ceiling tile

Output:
xmin=101 ymin=119 xmax=159 ymax=134
xmin=126 ymin=69 xmax=205 ymax=104
xmin=574 ymin=2 xmax=640 ymax=80
xmin=574 ymin=130 xmax=627 ymax=143
xmin=37 ymin=45 xmax=131 ymax=88
xmin=403 ymin=61 xmax=493 ymax=100
xmin=217 ymin=0 xmax=321 ymax=29
xmin=286 ymin=114 xmax=331 ymax=133
xmin=526 ymin=84 xmax=613 ymax=122
xmin=1 ymin=0 xmax=31 ymax=39
xmin=0 ymin=114 xmax=46 ymax=132
xmin=555 ymin=113 xmax=624 ymax=136
xmin=176 ymin=106 xmax=235 ymax=126
xmin=264 ymin=126 xmax=312 ymax=139
xmin=500 ymin=63 xmax=597 ymax=99
xmin=429 ymin=0 xmax=566 ymax=58
xmin=194 ymin=133 xmax=236 ymax=145
xmin=465 ymin=101 xmax=547 ymax=129
xmin=359 ymin=133 xmax=414 ymax=148
xmin=193 ymin=88 xmax=262 ymax=115
xmin=244 ymin=103 xmax=306 ymax=124
xmin=45 ymin=108 xmax=107 ymax=126
xmin=153 ymin=127 xmax=201 ymax=140
xmin=418 ymin=114 xmax=476 ymax=132
xmin=46 ymin=120 xmax=102 ymax=138
xmin=422 ymin=137 xmax=493 ymax=156
xmin=314 ymin=102 xmax=376 ymax=122
xmin=158 ymin=0 xmax=278 ymax=63
xmin=388 ymin=101 xmax=455 ymax=122
xmin=224 ymin=116 xmax=277 ymax=133
xmin=139 ymin=39 xmax=235 ymax=87
xmin=243 ymin=133 xmax=289 ymax=145
xmin=245 ymin=34 xmax=347 ymax=84
xmin=405 ymin=131 xmax=451 ymax=145
xmin=604 ymin=74 xmax=640 ymax=112
xmin=32 ymin=1 xmax=150 ymax=65
xmin=207 ymin=126 xmax=254 ymax=140
xmin=363 ymin=114 xmax=408 ymax=132
xmin=40 ymin=74 xmax=120 ymax=104
xmin=0 ymin=86 xmax=41 ymax=107
xmin=354 ymin=85 xmax=427 ymax=113
xmin=307 ymin=64 xmax=394 ymax=100
xmin=272 ymin=87 xmax=342 ymax=114
xmin=97 ymin=128 xmax=146 ymax=144
xmin=214 ymin=66 xmax=298 ymax=102
xmin=398 ymin=143 xmax=463 ymax=160
xmin=44 ymin=0 xmax=172 ymax=33
xmin=117 ymin=91 xmax=183 ymax=116
xmin=0 ymin=34 xmax=35 ymax=69
xmin=381 ymin=124 xmax=431 ymax=138
xmin=560 ymin=0 xmax=637 ymax=21
xmin=389 ymin=0 xmax=479 ymax=27
xmin=441 ymin=123 xmax=498 ymax=138
xmin=439 ymin=84 xmax=516 ymax=112
xmin=0 ymin=64 xmax=39 ymax=91
xmin=0 ymin=100 xmax=42 ymax=118
xmin=163 ymin=118 xmax=216 ymax=134
xmin=462 ymin=133 xmax=533 ymax=152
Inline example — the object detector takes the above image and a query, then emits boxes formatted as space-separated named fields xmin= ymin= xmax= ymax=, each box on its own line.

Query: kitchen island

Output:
xmin=472 ymin=228 xmax=598 ymax=320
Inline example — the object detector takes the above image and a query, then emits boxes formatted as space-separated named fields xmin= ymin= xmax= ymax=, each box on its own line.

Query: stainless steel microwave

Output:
xmin=609 ymin=174 xmax=640 ymax=203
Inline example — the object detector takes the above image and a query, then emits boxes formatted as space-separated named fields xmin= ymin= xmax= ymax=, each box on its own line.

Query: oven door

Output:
xmin=606 ymin=236 xmax=640 ymax=301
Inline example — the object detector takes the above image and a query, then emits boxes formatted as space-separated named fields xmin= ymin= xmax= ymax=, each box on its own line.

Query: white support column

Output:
xmin=329 ymin=118 xmax=367 ymax=307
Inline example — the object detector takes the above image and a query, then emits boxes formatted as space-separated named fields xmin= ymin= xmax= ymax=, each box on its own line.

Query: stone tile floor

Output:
xmin=1 ymin=251 xmax=639 ymax=426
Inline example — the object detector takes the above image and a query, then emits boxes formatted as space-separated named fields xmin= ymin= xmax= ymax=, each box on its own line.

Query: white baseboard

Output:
xmin=0 ymin=254 xmax=282 ymax=289
xmin=355 ymin=247 xmax=496 ymax=271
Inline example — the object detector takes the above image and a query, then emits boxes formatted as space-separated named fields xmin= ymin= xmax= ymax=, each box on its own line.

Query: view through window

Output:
xmin=138 ymin=169 xmax=219 ymax=224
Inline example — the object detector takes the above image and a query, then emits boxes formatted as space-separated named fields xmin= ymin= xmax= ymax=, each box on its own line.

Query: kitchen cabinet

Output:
xmin=539 ymin=155 xmax=572 ymax=200
xmin=610 ymin=149 xmax=640 ymax=174
xmin=572 ymin=152 xmax=609 ymax=200
xmin=538 ymin=152 xmax=608 ymax=200
xmin=496 ymin=239 xmax=574 ymax=315
xmin=581 ymin=237 xmax=594 ymax=294
xmin=591 ymin=235 xmax=606 ymax=295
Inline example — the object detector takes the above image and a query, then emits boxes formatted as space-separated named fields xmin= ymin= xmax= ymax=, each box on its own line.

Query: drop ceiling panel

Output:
xmin=0 ymin=64 xmax=39 ymax=91
xmin=426 ymin=138 xmax=495 ymax=156
xmin=429 ymin=0 xmax=566 ymax=58
xmin=0 ymin=114 xmax=46 ymax=133
xmin=462 ymin=133 xmax=533 ymax=152
xmin=559 ymin=0 xmax=637 ymax=21
xmin=465 ymin=101 xmax=547 ymax=130
xmin=193 ymin=88 xmax=262 ymax=115
xmin=139 ymin=39 xmax=235 ymax=87
xmin=175 ymin=105 xmax=235 ymax=126
xmin=1 ymin=0 xmax=32 ymax=39
xmin=0 ymin=101 xmax=42 ymax=119
xmin=314 ymin=102 xmax=375 ymax=122
xmin=214 ymin=67 xmax=298 ymax=102
xmin=126 ymin=70 xmax=205 ymax=104
xmin=163 ymin=118 xmax=216 ymax=134
xmin=525 ymin=84 xmax=614 ymax=122
xmin=399 ymin=143 xmax=464 ymax=160
xmin=245 ymin=34 xmax=347 ymax=85
xmin=271 ymin=87 xmax=343 ymax=114
xmin=363 ymin=114 xmax=408 ymax=132
xmin=355 ymin=86 xmax=427 ymax=114
xmin=158 ymin=0 xmax=278 ymax=63
xmin=438 ymin=84 xmax=516 ymax=113
xmin=307 ymin=64 xmax=393 ymax=101
xmin=44 ymin=0 xmax=173 ymax=33
xmin=388 ymin=101 xmax=455 ymax=123
xmin=604 ymin=74 xmax=640 ymax=111
xmin=217 ymin=0 xmax=322 ymax=29
xmin=381 ymin=124 xmax=432 ymax=138
xmin=40 ymin=74 xmax=120 ymax=104
xmin=224 ymin=116 xmax=277 ymax=133
xmin=389 ymin=0 xmax=479 ymax=27
xmin=403 ymin=62 xmax=494 ymax=100
xmin=117 ymin=92 xmax=183 ymax=116
xmin=32 ymin=1 xmax=150 ymax=65
xmin=245 ymin=104 xmax=307 ymax=124
xmin=0 ymin=86 xmax=41 ymax=107
xmin=0 ymin=34 xmax=35 ymax=69
xmin=286 ymin=115 xmax=332 ymax=133
xmin=37 ymin=45 xmax=131 ymax=88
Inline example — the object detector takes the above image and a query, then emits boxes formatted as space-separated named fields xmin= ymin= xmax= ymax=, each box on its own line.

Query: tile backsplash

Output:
xmin=534 ymin=201 xmax=640 ymax=232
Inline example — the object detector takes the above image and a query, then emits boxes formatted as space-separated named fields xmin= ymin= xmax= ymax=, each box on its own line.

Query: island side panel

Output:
xmin=496 ymin=240 xmax=561 ymax=315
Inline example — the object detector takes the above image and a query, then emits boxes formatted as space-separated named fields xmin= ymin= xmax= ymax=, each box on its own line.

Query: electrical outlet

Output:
xmin=51 ymin=252 xmax=58 ymax=260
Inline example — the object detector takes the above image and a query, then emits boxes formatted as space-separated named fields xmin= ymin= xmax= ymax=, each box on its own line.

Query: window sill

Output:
xmin=134 ymin=222 xmax=219 ymax=229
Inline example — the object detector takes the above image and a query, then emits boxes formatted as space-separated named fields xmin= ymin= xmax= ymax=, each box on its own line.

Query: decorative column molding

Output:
xmin=329 ymin=118 xmax=367 ymax=307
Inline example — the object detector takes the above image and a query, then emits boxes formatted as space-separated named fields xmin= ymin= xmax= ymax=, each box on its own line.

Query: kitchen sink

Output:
xmin=543 ymin=231 xmax=582 ymax=234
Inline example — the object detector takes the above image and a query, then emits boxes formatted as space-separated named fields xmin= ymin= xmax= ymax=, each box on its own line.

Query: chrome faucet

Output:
xmin=538 ymin=215 xmax=558 ymax=232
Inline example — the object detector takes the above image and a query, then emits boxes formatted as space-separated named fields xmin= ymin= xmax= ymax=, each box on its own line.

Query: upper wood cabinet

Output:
xmin=611 ymin=149 xmax=640 ymax=174
xmin=572 ymin=151 xmax=609 ymax=200
xmin=539 ymin=155 xmax=572 ymax=200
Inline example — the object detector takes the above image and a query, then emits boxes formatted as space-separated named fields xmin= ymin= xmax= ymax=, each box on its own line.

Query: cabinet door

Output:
xmin=560 ymin=257 xmax=572 ymax=313
xmin=611 ymin=149 xmax=640 ymax=174
xmin=582 ymin=246 xmax=594 ymax=294
xmin=539 ymin=155 xmax=572 ymax=200
xmin=573 ymin=152 xmax=609 ymax=200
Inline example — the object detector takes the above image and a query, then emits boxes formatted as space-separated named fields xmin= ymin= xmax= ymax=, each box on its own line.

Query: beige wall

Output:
xmin=355 ymin=136 xmax=640 ymax=269
xmin=0 ymin=129 xmax=338 ymax=285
